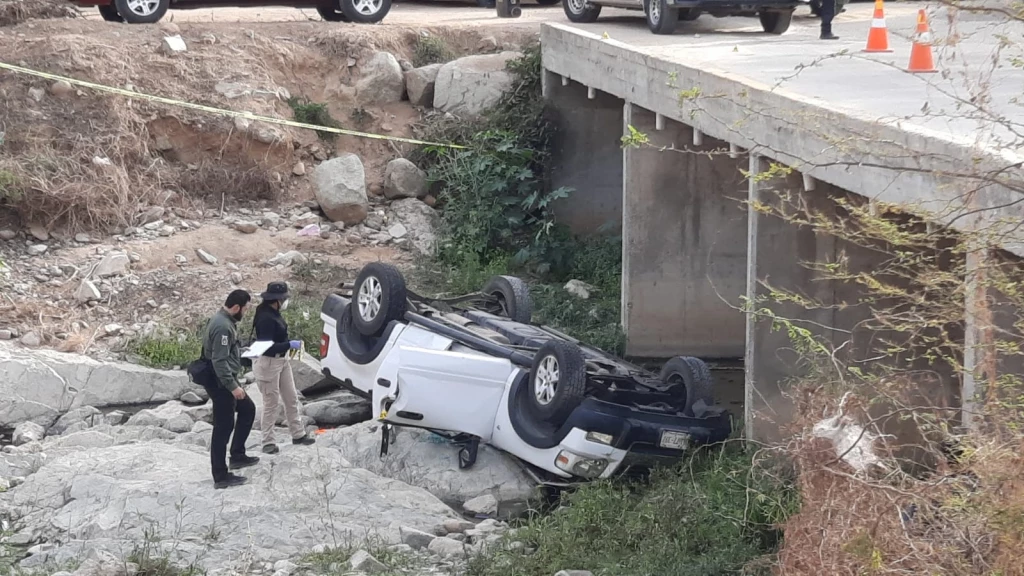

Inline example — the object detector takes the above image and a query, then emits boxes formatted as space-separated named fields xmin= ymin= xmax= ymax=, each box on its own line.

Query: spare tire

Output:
xmin=659 ymin=356 xmax=714 ymax=416
xmin=352 ymin=262 xmax=407 ymax=338
xmin=528 ymin=340 xmax=587 ymax=425
xmin=482 ymin=275 xmax=533 ymax=324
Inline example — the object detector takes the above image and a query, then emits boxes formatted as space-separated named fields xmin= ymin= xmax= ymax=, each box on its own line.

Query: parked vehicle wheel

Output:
xmin=529 ymin=340 xmax=587 ymax=425
xmin=644 ymin=0 xmax=679 ymax=35
xmin=759 ymin=9 xmax=794 ymax=34
xmin=339 ymin=0 xmax=392 ymax=23
xmin=678 ymin=8 xmax=699 ymax=20
xmin=113 ymin=0 xmax=169 ymax=24
xmin=659 ymin=356 xmax=714 ymax=416
xmin=562 ymin=0 xmax=601 ymax=23
xmin=352 ymin=262 xmax=407 ymax=337
xmin=482 ymin=276 xmax=533 ymax=324
xmin=98 ymin=4 xmax=124 ymax=22
xmin=316 ymin=4 xmax=351 ymax=21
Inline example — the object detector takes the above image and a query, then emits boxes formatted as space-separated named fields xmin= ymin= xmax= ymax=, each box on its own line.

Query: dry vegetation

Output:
xmin=0 ymin=0 xmax=77 ymax=27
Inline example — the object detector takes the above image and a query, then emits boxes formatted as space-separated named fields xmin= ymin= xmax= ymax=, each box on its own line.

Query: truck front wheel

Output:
xmin=759 ymin=9 xmax=794 ymax=34
xmin=563 ymin=0 xmax=602 ymax=23
xmin=644 ymin=0 xmax=679 ymax=35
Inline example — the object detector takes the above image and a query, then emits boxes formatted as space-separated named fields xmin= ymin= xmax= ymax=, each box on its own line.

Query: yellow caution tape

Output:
xmin=0 ymin=60 xmax=466 ymax=149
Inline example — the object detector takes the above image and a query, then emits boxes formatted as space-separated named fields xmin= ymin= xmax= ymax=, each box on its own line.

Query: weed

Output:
xmin=128 ymin=330 xmax=202 ymax=369
xmin=412 ymin=36 xmax=455 ymax=68
xmin=0 ymin=168 xmax=22 ymax=202
xmin=469 ymin=444 xmax=797 ymax=576
xmin=177 ymin=162 xmax=280 ymax=204
xmin=280 ymin=297 xmax=326 ymax=360
xmin=350 ymin=107 xmax=372 ymax=128
xmin=287 ymin=97 xmax=340 ymax=142
xmin=129 ymin=540 xmax=205 ymax=576
xmin=303 ymin=537 xmax=414 ymax=575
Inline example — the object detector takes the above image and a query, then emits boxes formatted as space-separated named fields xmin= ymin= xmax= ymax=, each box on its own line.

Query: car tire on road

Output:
xmin=482 ymin=275 xmax=533 ymax=324
xmin=759 ymin=9 xmax=794 ymax=35
xmin=339 ymin=0 xmax=392 ymax=23
xmin=113 ymin=0 xmax=169 ymax=24
xmin=562 ymin=0 xmax=601 ymax=23
xmin=644 ymin=0 xmax=679 ymax=35
xmin=98 ymin=4 xmax=124 ymax=22
xmin=659 ymin=356 xmax=714 ymax=416
xmin=352 ymin=262 xmax=407 ymax=337
xmin=316 ymin=4 xmax=351 ymax=21
xmin=529 ymin=340 xmax=587 ymax=425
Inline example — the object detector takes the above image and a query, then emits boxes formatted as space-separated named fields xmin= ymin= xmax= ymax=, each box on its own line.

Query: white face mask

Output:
xmin=280 ymin=299 xmax=289 ymax=311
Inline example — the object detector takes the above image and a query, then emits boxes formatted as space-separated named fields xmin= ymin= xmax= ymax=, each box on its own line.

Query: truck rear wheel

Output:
xmin=482 ymin=275 xmax=533 ymax=324
xmin=563 ymin=0 xmax=601 ymax=23
xmin=529 ymin=340 xmax=587 ymax=425
xmin=659 ymin=356 xmax=714 ymax=416
xmin=113 ymin=0 xmax=169 ymax=23
xmin=316 ymin=4 xmax=351 ymax=20
xmin=352 ymin=262 xmax=407 ymax=337
xmin=98 ymin=4 xmax=124 ymax=22
xmin=644 ymin=0 xmax=679 ymax=35
xmin=759 ymin=9 xmax=794 ymax=34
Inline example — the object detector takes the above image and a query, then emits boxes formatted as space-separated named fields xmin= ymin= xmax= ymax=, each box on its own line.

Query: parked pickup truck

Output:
xmin=317 ymin=262 xmax=733 ymax=485
xmin=562 ymin=0 xmax=802 ymax=35
xmin=71 ymin=0 xmax=390 ymax=24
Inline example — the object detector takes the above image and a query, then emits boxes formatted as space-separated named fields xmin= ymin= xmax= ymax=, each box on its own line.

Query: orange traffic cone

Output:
xmin=863 ymin=0 xmax=892 ymax=53
xmin=907 ymin=9 xmax=937 ymax=73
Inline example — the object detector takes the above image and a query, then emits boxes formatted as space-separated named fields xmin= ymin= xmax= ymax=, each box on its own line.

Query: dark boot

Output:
xmin=262 ymin=444 xmax=280 ymax=454
xmin=229 ymin=455 xmax=260 ymax=470
xmin=293 ymin=434 xmax=315 ymax=446
xmin=214 ymin=473 xmax=248 ymax=490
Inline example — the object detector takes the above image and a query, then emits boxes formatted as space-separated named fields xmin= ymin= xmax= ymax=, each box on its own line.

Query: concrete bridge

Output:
xmin=540 ymin=5 xmax=1024 ymax=441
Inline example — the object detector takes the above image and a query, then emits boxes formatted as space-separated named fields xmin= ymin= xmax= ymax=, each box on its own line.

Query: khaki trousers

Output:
xmin=253 ymin=356 xmax=304 ymax=446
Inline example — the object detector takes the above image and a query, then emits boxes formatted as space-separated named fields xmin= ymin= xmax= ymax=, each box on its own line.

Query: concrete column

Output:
xmin=546 ymin=79 xmax=625 ymax=234
xmin=621 ymin=107 xmax=748 ymax=359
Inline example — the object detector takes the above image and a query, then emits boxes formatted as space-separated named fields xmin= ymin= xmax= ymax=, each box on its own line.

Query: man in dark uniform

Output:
xmin=820 ymin=0 xmax=838 ymax=40
xmin=201 ymin=289 xmax=259 ymax=489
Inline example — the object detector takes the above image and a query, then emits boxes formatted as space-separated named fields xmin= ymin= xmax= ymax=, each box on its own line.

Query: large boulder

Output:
xmin=302 ymin=390 xmax=371 ymax=426
xmin=49 ymin=406 xmax=103 ymax=436
xmin=312 ymin=154 xmax=369 ymax=226
xmin=390 ymin=198 xmax=440 ymax=257
xmin=356 ymin=52 xmax=405 ymax=105
xmin=0 ymin=343 xmax=198 ymax=428
xmin=5 ymin=440 xmax=459 ymax=573
xmin=404 ymin=64 xmax=442 ymax=107
xmin=322 ymin=421 xmax=539 ymax=515
xmin=384 ymin=159 xmax=429 ymax=200
xmin=291 ymin=355 xmax=325 ymax=393
xmin=433 ymin=52 xmax=520 ymax=117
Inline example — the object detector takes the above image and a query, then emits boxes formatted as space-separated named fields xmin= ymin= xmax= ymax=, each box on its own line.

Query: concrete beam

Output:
xmin=540 ymin=23 xmax=1024 ymax=258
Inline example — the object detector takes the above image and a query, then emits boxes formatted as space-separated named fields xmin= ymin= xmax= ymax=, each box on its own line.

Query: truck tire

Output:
xmin=563 ymin=0 xmax=601 ymax=23
xmin=98 ymin=4 xmax=124 ymax=22
xmin=529 ymin=340 xmax=587 ymax=425
xmin=339 ymin=0 xmax=392 ymax=23
xmin=659 ymin=356 xmax=714 ymax=416
xmin=759 ymin=9 xmax=794 ymax=34
xmin=644 ymin=0 xmax=679 ymax=35
xmin=482 ymin=275 xmax=533 ymax=324
xmin=316 ymin=4 xmax=351 ymax=20
xmin=352 ymin=262 xmax=407 ymax=337
xmin=113 ymin=0 xmax=169 ymax=23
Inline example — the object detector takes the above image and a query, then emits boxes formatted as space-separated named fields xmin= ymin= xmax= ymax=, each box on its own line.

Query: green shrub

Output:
xmin=128 ymin=331 xmax=202 ymax=369
xmin=412 ymin=35 xmax=455 ymax=68
xmin=287 ymin=97 xmax=340 ymax=142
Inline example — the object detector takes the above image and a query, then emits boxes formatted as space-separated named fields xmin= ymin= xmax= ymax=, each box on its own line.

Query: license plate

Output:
xmin=659 ymin=431 xmax=690 ymax=450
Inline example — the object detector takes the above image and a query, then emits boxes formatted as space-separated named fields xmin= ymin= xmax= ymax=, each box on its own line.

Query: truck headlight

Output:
xmin=585 ymin=431 xmax=614 ymax=445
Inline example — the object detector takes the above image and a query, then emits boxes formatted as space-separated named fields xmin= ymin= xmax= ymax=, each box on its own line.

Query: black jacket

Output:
xmin=252 ymin=303 xmax=291 ymax=357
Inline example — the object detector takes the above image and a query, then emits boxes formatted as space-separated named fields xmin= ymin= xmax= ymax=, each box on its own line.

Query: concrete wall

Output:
xmin=622 ymin=105 xmax=748 ymax=359
xmin=545 ymin=74 xmax=625 ymax=235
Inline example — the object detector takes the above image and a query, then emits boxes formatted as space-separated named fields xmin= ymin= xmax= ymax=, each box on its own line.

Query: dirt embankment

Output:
xmin=0 ymin=16 xmax=537 ymax=357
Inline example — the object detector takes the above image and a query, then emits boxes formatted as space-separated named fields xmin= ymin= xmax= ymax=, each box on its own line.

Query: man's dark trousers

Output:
xmin=204 ymin=383 xmax=256 ymax=482
xmin=820 ymin=0 xmax=836 ymax=37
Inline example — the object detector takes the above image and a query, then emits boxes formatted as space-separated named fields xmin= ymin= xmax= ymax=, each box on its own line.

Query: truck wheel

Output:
xmin=339 ymin=0 xmax=392 ymax=23
xmin=113 ymin=0 xmax=169 ymax=23
xmin=482 ymin=276 xmax=533 ymax=324
xmin=563 ymin=0 xmax=601 ymax=23
xmin=759 ymin=9 xmax=793 ymax=34
xmin=529 ymin=340 xmax=587 ymax=425
xmin=644 ymin=0 xmax=678 ymax=35
xmin=659 ymin=356 xmax=714 ymax=416
xmin=98 ymin=4 xmax=124 ymax=22
xmin=316 ymin=4 xmax=351 ymax=20
xmin=352 ymin=262 xmax=407 ymax=337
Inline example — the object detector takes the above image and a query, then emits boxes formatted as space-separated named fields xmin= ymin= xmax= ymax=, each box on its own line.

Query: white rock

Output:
xmin=12 ymin=422 xmax=45 ymax=445
xmin=234 ymin=220 xmax=259 ymax=234
xmin=49 ymin=406 xmax=103 ymax=436
xmin=564 ymin=279 xmax=595 ymax=300
xmin=355 ymin=52 xmax=405 ymax=105
xmin=164 ymin=414 xmax=194 ymax=434
xmin=92 ymin=251 xmax=130 ymax=278
xmin=74 ymin=280 xmax=101 ymax=303
xmin=434 ymin=52 xmax=521 ymax=117
xmin=463 ymin=494 xmax=499 ymax=516
xmin=26 ymin=244 xmax=47 ymax=256
xmin=312 ymin=154 xmax=369 ymax=225
xmin=196 ymin=248 xmax=218 ymax=265
xmin=400 ymin=526 xmax=437 ymax=550
xmin=28 ymin=87 xmax=45 ymax=102
xmin=349 ymin=550 xmax=387 ymax=574
xmin=6 ymin=442 xmax=457 ymax=572
xmin=267 ymin=251 xmax=309 ymax=267
xmin=103 ymin=324 xmax=123 ymax=337
xmin=428 ymin=537 xmax=467 ymax=558
xmin=19 ymin=332 xmax=41 ymax=348
xmin=404 ymin=64 xmax=443 ymax=107
xmin=160 ymin=35 xmax=188 ymax=54
xmin=387 ymin=223 xmax=409 ymax=239
xmin=384 ymin=158 xmax=428 ymax=200
xmin=390 ymin=199 xmax=440 ymax=257
xmin=292 ymin=162 xmax=306 ymax=176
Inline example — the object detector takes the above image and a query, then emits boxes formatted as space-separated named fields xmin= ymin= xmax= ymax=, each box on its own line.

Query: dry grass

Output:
xmin=0 ymin=0 xmax=77 ymax=26
xmin=177 ymin=161 xmax=282 ymax=204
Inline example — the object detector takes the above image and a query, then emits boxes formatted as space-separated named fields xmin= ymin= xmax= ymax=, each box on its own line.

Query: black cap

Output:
xmin=260 ymin=281 xmax=290 ymax=302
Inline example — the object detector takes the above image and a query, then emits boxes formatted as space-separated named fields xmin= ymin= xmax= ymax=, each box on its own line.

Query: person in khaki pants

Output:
xmin=252 ymin=281 xmax=316 ymax=454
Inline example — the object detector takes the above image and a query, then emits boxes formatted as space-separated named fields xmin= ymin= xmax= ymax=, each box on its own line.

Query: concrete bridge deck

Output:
xmin=541 ymin=2 xmax=1024 ymax=439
